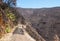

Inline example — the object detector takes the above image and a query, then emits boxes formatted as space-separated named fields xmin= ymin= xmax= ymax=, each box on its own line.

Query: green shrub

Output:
xmin=5 ymin=8 xmax=16 ymax=21
xmin=5 ymin=23 xmax=11 ymax=33
xmin=6 ymin=13 xmax=16 ymax=21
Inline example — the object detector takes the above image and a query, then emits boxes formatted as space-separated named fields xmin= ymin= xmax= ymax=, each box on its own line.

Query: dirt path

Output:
xmin=0 ymin=24 xmax=36 ymax=41
xmin=12 ymin=28 xmax=35 ymax=41
xmin=12 ymin=24 xmax=36 ymax=41
xmin=12 ymin=32 xmax=36 ymax=41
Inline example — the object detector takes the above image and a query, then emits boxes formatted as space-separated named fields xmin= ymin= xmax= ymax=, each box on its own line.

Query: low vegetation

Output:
xmin=0 ymin=0 xmax=17 ymax=38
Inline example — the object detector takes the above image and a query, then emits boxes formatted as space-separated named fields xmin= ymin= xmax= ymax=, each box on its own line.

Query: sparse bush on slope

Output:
xmin=0 ymin=0 xmax=17 ymax=38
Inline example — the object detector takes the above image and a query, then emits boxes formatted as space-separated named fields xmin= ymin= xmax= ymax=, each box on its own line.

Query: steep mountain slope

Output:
xmin=16 ymin=7 xmax=60 ymax=41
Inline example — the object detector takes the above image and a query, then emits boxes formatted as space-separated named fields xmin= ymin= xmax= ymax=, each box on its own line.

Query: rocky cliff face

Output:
xmin=16 ymin=7 xmax=60 ymax=41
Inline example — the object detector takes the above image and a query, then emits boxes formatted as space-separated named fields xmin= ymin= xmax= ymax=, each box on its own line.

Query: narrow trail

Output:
xmin=0 ymin=24 xmax=36 ymax=41
xmin=12 ymin=24 xmax=36 ymax=41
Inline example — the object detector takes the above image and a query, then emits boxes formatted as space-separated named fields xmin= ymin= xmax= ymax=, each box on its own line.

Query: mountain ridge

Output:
xmin=16 ymin=7 xmax=60 ymax=41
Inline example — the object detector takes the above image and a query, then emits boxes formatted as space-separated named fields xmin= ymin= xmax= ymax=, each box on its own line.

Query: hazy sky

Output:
xmin=16 ymin=0 xmax=60 ymax=8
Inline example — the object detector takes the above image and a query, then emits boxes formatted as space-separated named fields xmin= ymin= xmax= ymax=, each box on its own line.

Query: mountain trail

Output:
xmin=0 ymin=24 xmax=36 ymax=41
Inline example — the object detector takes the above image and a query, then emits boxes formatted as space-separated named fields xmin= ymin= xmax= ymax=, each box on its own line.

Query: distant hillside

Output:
xmin=16 ymin=7 xmax=60 ymax=41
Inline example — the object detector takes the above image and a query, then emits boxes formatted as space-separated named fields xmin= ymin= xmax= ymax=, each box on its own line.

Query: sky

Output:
xmin=16 ymin=0 xmax=60 ymax=8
